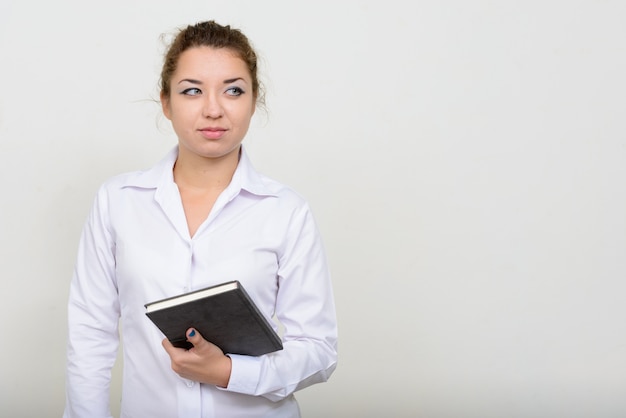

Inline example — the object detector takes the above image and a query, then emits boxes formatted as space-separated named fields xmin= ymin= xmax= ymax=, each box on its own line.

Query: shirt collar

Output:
xmin=120 ymin=145 xmax=277 ymax=198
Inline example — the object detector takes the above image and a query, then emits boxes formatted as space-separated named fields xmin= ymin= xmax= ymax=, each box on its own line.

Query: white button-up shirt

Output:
xmin=64 ymin=147 xmax=338 ymax=418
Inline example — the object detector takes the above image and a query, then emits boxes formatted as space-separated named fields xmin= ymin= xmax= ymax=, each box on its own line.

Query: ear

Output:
xmin=160 ymin=91 xmax=172 ymax=120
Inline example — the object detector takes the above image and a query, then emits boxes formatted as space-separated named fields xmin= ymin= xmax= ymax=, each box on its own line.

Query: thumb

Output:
xmin=186 ymin=328 xmax=206 ymax=349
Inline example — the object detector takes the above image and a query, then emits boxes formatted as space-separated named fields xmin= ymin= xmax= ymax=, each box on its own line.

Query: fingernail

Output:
xmin=189 ymin=329 xmax=196 ymax=337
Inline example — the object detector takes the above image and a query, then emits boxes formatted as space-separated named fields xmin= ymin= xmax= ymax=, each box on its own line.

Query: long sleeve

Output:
xmin=62 ymin=147 xmax=338 ymax=417
xmin=64 ymin=186 xmax=120 ymax=418
xmin=225 ymin=202 xmax=338 ymax=401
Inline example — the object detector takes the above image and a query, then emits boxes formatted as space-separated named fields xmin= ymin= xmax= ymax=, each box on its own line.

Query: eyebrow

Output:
xmin=177 ymin=77 xmax=247 ymax=85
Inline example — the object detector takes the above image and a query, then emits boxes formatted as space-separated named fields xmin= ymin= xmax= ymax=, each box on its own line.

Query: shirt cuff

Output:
xmin=223 ymin=354 xmax=262 ymax=395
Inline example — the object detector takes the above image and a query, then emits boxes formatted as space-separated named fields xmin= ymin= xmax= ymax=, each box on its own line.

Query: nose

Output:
xmin=202 ymin=94 xmax=224 ymax=118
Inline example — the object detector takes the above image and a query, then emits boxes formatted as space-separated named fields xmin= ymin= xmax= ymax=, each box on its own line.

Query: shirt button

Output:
xmin=186 ymin=381 xmax=194 ymax=388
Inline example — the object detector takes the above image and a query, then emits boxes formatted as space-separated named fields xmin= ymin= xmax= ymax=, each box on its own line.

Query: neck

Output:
xmin=173 ymin=146 xmax=240 ymax=191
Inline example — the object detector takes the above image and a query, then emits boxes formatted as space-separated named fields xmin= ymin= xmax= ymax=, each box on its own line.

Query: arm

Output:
xmin=226 ymin=203 xmax=338 ymax=401
xmin=64 ymin=186 xmax=120 ymax=418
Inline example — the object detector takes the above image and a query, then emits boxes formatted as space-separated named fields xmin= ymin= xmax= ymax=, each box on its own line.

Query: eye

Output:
xmin=225 ymin=86 xmax=245 ymax=97
xmin=181 ymin=87 xmax=202 ymax=96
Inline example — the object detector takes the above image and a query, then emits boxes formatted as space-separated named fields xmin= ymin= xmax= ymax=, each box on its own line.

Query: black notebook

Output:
xmin=145 ymin=280 xmax=283 ymax=356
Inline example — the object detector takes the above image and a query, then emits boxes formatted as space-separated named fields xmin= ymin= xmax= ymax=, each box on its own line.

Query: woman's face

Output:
xmin=161 ymin=46 xmax=255 ymax=162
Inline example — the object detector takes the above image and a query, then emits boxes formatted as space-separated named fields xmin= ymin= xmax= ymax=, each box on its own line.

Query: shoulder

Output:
xmin=97 ymin=146 xmax=177 ymax=194
xmin=97 ymin=148 xmax=176 ymax=194
xmin=95 ymin=169 xmax=152 ymax=196
xmin=102 ymin=169 xmax=152 ymax=188
xmin=238 ymin=149 xmax=311 ymax=210
xmin=258 ymin=173 xmax=307 ymax=204
xmin=248 ymin=170 xmax=318 ymax=223
xmin=251 ymin=173 xmax=321 ymax=235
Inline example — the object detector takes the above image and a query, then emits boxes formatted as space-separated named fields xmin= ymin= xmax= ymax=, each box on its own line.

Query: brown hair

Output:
xmin=160 ymin=20 xmax=264 ymax=107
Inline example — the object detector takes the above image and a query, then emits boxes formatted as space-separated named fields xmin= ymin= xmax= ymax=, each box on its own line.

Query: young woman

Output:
xmin=64 ymin=20 xmax=338 ymax=417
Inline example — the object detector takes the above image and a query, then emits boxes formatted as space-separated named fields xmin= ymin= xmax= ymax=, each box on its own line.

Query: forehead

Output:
xmin=174 ymin=46 xmax=250 ymax=80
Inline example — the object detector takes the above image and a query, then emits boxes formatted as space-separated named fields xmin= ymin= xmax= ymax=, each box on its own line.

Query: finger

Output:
xmin=185 ymin=328 xmax=205 ymax=349
xmin=161 ymin=337 xmax=176 ymax=355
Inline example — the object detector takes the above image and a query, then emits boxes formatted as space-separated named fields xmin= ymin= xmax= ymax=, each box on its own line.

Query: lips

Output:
xmin=199 ymin=127 xmax=227 ymax=140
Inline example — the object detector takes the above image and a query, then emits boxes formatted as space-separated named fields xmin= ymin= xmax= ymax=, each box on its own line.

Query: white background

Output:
xmin=1 ymin=1 xmax=625 ymax=417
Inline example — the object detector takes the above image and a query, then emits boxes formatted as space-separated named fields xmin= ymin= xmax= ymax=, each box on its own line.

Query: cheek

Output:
xmin=236 ymin=105 xmax=255 ymax=127
xmin=235 ymin=114 xmax=253 ymax=133
xmin=169 ymin=108 xmax=196 ymax=130
xmin=167 ymin=97 xmax=200 ymax=119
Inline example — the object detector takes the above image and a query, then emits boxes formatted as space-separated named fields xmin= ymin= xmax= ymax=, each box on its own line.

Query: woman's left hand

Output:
xmin=162 ymin=328 xmax=232 ymax=388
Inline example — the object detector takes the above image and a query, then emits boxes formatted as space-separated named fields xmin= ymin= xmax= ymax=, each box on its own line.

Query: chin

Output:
xmin=196 ymin=145 xmax=242 ymax=160
xmin=181 ymin=142 xmax=241 ymax=158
